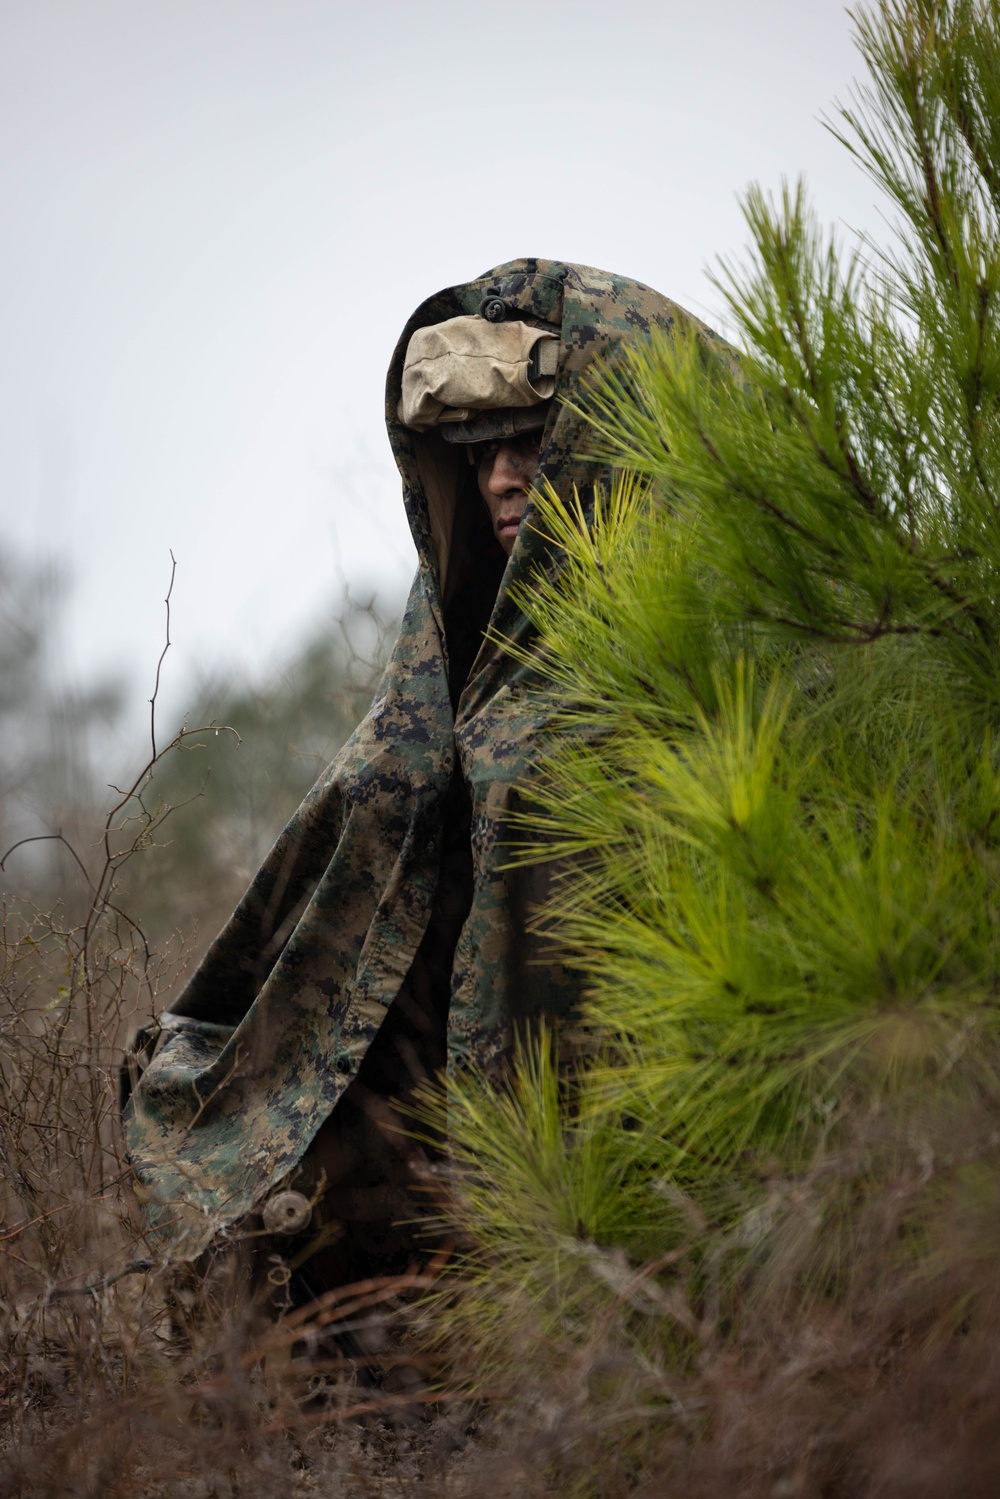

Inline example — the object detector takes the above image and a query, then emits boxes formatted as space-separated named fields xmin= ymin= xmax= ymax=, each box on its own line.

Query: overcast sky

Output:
xmin=1 ymin=0 xmax=884 ymax=736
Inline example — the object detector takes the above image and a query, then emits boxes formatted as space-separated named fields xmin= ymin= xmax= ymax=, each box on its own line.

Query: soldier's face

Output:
xmin=476 ymin=434 xmax=542 ymax=556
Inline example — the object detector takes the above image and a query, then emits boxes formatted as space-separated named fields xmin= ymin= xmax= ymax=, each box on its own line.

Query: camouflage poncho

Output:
xmin=125 ymin=259 xmax=706 ymax=1256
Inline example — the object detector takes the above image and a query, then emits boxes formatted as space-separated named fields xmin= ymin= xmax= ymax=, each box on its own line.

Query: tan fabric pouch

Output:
xmin=399 ymin=315 xmax=559 ymax=430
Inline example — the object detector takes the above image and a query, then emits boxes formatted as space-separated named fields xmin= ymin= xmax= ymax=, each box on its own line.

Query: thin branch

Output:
xmin=910 ymin=28 xmax=961 ymax=290
xmin=40 ymin=1257 xmax=156 ymax=1303
xmin=150 ymin=550 xmax=176 ymax=763
xmin=0 ymin=1203 xmax=71 ymax=1243
xmin=0 ymin=832 xmax=96 ymax=892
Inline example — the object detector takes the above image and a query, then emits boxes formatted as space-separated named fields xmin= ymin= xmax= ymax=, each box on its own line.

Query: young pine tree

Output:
xmin=439 ymin=3 xmax=1000 ymax=1486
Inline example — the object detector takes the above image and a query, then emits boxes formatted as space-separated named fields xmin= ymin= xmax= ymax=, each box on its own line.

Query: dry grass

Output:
xmin=3 ymin=599 xmax=1000 ymax=1497
xmin=5 ymin=807 xmax=1000 ymax=1497
xmin=0 ymin=589 xmax=473 ymax=1495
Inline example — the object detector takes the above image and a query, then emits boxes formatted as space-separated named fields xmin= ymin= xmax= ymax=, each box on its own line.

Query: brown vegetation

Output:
xmin=5 ymin=722 xmax=1000 ymax=1497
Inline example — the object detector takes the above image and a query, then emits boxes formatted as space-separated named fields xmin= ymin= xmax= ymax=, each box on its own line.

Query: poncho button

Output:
xmin=335 ymin=1055 xmax=353 ymax=1073
xmin=262 ymin=1190 xmax=312 ymax=1235
xmin=479 ymin=289 xmax=508 ymax=323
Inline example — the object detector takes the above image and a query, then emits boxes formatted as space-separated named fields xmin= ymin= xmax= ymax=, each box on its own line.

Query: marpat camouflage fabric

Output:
xmin=124 ymin=259 xmax=718 ymax=1257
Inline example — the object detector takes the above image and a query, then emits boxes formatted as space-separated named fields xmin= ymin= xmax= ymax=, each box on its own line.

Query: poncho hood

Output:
xmin=125 ymin=259 xmax=708 ymax=1256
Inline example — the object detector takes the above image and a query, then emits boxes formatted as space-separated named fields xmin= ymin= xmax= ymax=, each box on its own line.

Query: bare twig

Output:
xmin=150 ymin=550 xmax=176 ymax=763
xmin=40 ymin=1257 xmax=156 ymax=1303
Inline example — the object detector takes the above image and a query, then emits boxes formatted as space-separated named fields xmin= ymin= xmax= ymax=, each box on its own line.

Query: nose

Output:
xmin=487 ymin=442 xmax=532 ymax=497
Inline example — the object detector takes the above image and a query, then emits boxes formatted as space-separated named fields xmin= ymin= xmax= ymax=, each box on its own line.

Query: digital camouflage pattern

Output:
xmin=125 ymin=259 xmax=716 ymax=1257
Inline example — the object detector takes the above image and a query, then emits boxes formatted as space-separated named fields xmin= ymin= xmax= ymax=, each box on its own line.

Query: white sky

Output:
xmin=0 ymin=0 xmax=883 ymax=736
